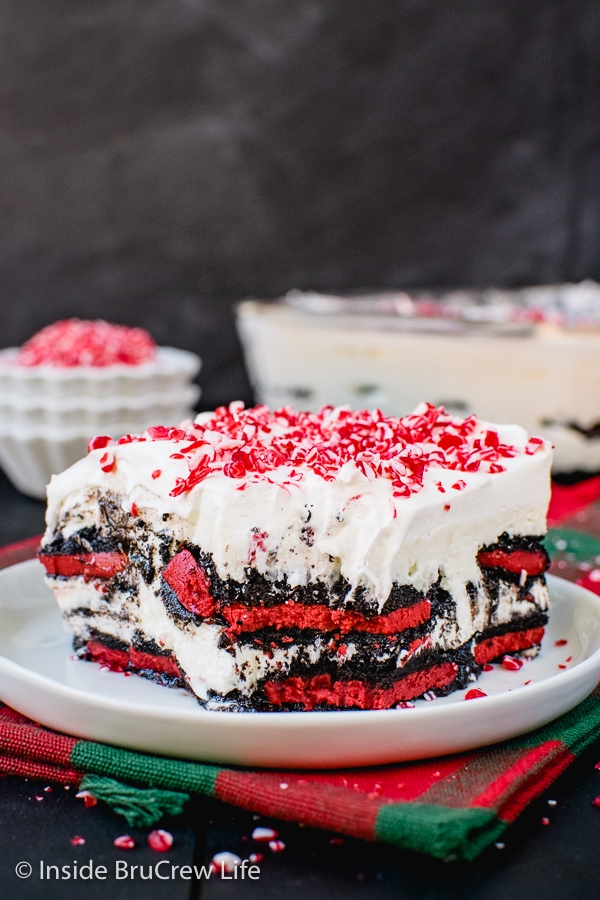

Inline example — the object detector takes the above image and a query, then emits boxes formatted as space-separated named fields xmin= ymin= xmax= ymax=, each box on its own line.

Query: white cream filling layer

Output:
xmin=492 ymin=579 xmax=550 ymax=627
xmin=66 ymin=611 xmax=136 ymax=644
xmin=49 ymin=576 xmax=137 ymax=620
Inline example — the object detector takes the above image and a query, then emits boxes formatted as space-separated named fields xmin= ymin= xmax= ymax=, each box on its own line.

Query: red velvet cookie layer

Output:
xmin=221 ymin=598 xmax=431 ymax=636
xmin=473 ymin=627 xmax=545 ymax=665
xmin=39 ymin=552 xmax=128 ymax=579
xmin=85 ymin=640 xmax=182 ymax=679
xmin=477 ymin=548 xmax=548 ymax=576
xmin=264 ymin=662 xmax=459 ymax=710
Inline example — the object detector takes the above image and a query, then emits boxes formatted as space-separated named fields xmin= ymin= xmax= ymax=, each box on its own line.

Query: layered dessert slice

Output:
xmin=40 ymin=402 xmax=552 ymax=710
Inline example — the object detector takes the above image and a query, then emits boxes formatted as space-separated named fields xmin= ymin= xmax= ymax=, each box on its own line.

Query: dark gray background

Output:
xmin=1 ymin=1 xmax=599 ymax=408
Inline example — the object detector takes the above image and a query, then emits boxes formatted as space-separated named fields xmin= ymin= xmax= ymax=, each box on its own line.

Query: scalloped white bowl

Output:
xmin=0 ymin=346 xmax=201 ymax=400
xmin=0 ymin=345 xmax=202 ymax=498
xmin=0 ymin=384 xmax=200 ymax=428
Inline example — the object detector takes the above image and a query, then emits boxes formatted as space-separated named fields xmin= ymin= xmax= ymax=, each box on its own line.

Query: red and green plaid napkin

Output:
xmin=0 ymin=692 xmax=599 ymax=861
xmin=2 ymin=478 xmax=600 ymax=862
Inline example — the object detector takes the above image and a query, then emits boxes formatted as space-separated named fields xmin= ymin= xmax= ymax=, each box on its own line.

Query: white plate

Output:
xmin=1 ymin=561 xmax=599 ymax=769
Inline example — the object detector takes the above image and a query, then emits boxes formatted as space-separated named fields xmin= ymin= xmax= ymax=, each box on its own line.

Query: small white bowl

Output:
xmin=0 ymin=346 xmax=201 ymax=400
xmin=0 ymin=344 xmax=202 ymax=497
xmin=0 ymin=384 xmax=200 ymax=428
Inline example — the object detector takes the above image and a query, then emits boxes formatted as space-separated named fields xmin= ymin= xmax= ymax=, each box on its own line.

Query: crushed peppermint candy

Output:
xmin=252 ymin=827 xmax=278 ymax=842
xmin=502 ymin=655 xmax=523 ymax=671
xmin=147 ymin=829 xmax=173 ymax=852
xmin=464 ymin=688 xmax=488 ymax=700
xmin=211 ymin=852 xmax=242 ymax=874
xmin=69 ymin=835 xmax=86 ymax=846
xmin=89 ymin=402 xmax=544 ymax=498
xmin=75 ymin=789 xmax=98 ymax=808
xmin=114 ymin=835 xmax=136 ymax=850
xmin=16 ymin=319 xmax=157 ymax=367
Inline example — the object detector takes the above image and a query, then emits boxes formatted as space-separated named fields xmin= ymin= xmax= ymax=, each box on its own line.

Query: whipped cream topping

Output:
xmin=45 ymin=404 xmax=552 ymax=622
xmin=87 ymin=401 xmax=547 ymax=497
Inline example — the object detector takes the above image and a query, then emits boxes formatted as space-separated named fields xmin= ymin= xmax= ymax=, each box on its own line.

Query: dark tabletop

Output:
xmin=1 ymin=468 xmax=599 ymax=900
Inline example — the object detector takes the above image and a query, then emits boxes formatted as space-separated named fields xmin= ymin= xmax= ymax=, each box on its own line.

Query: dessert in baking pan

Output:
xmin=237 ymin=284 xmax=600 ymax=474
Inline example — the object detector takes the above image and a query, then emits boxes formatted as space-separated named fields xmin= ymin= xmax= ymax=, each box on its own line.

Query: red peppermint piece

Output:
xmin=114 ymin=835 xmax=136 ymax=850
xmin=525 ymin=437 xmax=545 ymax=455
xmin=502 ymin=655 xmax=523 ymax=671
xmin=464 ymin=689 xmax=487 ymax=700
xmin=88 ymin=435 xmax=114 ymax=452
xmin=75 ymin=790 xmax=98 ymax=808
xmin=268 ymin=840 xmax=286 ymax=852
xmin=211 ymin=852 xmax=242 ymax=874
xmin=252 ymin=827 xmax=278 ymax=842
xmin=99 ymin=452 xmax=115 ymax=474
xmin=439 ymin=433 xmax=463 ymax=450
xmin=70 ymin=835 xmax=86 ymax=846
xmin=148 ymin=829 xmax=173 ymax=852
